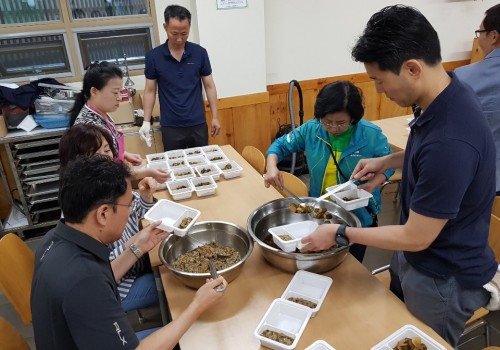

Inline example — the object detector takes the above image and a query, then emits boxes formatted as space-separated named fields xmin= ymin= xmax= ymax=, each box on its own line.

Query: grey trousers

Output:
xmin=389 ymin=251 xmax=490 ymax=348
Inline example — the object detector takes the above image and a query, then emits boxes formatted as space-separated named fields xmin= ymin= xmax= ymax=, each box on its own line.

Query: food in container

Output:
xmin=201 ymin=145 xmax=222 ymax=154
xmin=331 ymin=188 xmax=373 ymax=211
xmin=186 ymin=155 xmax=208 ymax=166
xmin=268 ymin=221 xmax=319 ymax=253
xmin=189 ymin=176 xmax=217 ymax=197
xmin=172 ymin=241 xmax=241 ymax=273
xmin=166 ymin=179 xmax=193 ymax=201
xmin=370 ymin=324 xmax=445 ymax=350
xmin=165 ymin=150 xmax=185 ymax=160
xmin=146 ymin=152 xmax=167 ymax=163
xmin=254 ymin=298 xmax=312 ymax=350
xmin=281 ymin=270 xmax=333 ymax=317
xmin=144 ymin=199 xmax=200 ymax=236
xmin=215 ymin=160 xmax=243 ymax=179
xmin=194 ymin=163 xmax=222 ymax=181
xmin=171 ymin=166 xmax=196 ymax=180
xmin=184 ymin=147 xmax=203 ymax=157
xmin=206 ymin=151 xmax=228 ymax=163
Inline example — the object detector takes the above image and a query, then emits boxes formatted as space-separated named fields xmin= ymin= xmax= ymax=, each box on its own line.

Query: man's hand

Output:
xmin=139 ymin=121 xmax=152 ymax=146
xmin=138 ymin=177 xmax=158 ymax=202
xmin=300 ymin=224 xmax=339 ymax=252
xmin=211 ymin=117 xmax=221 ymax=137
xmin=134 ymin=221 xmax=171 ymax=254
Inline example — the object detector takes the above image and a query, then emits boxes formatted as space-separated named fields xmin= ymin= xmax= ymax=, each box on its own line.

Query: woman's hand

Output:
xmin=147 ymin=168 xmax=170 ymax=183
xmin=138 ymin=177 xmax=158 ymax=202
xmin=124 ymin=151 xmax=143 ymax=166
xmin=263 ymin=155 xmax=283 ymax=189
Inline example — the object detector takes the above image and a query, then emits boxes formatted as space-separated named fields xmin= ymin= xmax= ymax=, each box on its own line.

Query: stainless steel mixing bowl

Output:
xmin=159 ymin=221 xmax=253 ymax=289
xmin=247 ymin=197 xmax=361 ymax=273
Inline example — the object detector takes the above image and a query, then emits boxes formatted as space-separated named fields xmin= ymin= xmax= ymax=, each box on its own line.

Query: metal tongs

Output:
xmin=208 ymin=260 xmax=225 ymax=292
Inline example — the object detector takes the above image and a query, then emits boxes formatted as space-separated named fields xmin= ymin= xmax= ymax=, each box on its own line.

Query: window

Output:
xmin=0 ymin=0 xmax=157 ymax=83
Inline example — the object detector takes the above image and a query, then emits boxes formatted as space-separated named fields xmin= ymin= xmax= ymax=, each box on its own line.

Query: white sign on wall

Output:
xmin=216 ymin=0 xmax=247 ymax=9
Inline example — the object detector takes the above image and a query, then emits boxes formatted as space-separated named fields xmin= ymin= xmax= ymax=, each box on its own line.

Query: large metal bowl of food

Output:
xmin=247 ymin=197 xmax=361 ymax=273
xmin=159 ymin=221 xmax=253 ymax=289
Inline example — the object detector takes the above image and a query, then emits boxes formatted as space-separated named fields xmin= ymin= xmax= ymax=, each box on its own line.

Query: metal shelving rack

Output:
xmin=0 ymin=127 xmax=65 ymax=239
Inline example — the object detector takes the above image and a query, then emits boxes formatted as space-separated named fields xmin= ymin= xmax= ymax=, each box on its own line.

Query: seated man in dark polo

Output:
xmin=31 ymin=156 xmax=227 ymax=350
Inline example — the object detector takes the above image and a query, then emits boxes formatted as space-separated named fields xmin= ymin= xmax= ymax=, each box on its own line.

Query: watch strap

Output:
xmin=129 ymin=243 xmax=143 ymax=259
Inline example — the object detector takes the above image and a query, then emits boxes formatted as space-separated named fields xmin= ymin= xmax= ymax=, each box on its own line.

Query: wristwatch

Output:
xmin=335 ymin=224 xmax=350 ymax=246
xmin=129 ymin=243 xmax=143 ymax=259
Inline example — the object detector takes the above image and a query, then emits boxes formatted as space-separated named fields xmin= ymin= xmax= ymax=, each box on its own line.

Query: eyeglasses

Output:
xmin=475 ymin=29 xmax=489 ymax=38
xmin=320 ymin=120 xmax=350 ymax=130
xmin=112 ymin=198 xmax=137 ymax=214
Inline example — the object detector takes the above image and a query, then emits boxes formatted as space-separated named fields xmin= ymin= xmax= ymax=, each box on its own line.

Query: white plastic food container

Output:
xmin=281 ymin=270 xmax=333 ymax=318
xmin=165 ymin=150 xmax=185 ymax=160
xmin=370 ymin=324 xmax=446 ymax=350
xmin=304 ymin=340 xmax=336 ymax=350
xmin=189 ymin=176 xmax=218 ymax=197
xmin=144 ymin=199 xmax=201 ymax=237
xmin=206 ymin=151 xmax=228 ymax=163
xmin=254 ymin=298 xmax=312 ymax=350
xmin=167 ymin=158 xmax=188 ymax=169
xmin=166 ymin=179 xmax=193 ymax=201
xmin=185 ymin=155 xmax=208 ymax=167
xmin=201 ymin=145 xmax=222 ymax=155
xmin=268 ymin=221 xmax=318 ymax=253
xmin=170 ymin=166 xmax=196 ymax=181
xmin=146 ymin=152 xmax=167 ymax=163
xmin=184 ymin=147 xmax=203 ymax=157
xmin=216 ymin=160 xmax=243 ymax=179
xmin=325 ymin=183 xmax=358 ymax=201
xmin=331 ymin=188 xmax=373 ymax=211
xmin=194 ymin=163 xmax=222 ymax=181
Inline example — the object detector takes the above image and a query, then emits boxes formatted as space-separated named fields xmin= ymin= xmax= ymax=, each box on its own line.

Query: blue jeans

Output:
xmin=121 ymin=273 xmax=159 ymax=312
xmin=389 ymin=251 xmax=490 ymax=347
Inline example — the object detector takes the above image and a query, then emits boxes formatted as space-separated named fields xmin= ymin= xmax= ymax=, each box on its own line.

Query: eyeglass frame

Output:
xmin=110 ymin=197 xmax=137 ymax=214
xmin=319 ymin=119 xmax=351 ymax=130
xmin=475 ymin=29 xmax=489 ymax=38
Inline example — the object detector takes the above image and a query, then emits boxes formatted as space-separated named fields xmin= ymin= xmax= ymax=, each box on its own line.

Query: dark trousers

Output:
xmin=161 ymin=123 xmax=208 ymax=151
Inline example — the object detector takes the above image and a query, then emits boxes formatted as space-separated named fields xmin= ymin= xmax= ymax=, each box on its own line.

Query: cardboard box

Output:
xmin=109 ymin=101 xmax=134 ymax=125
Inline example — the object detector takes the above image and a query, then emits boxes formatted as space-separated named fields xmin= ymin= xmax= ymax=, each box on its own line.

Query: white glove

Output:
xmin=139 ymin=121 xmax=152 ymax=147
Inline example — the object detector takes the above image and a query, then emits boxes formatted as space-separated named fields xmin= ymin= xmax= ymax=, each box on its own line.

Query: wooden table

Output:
xmin=371 ymin=114 xmax=413 ymax=151
xmin=151 ymin=145 xmax=451 ymax=349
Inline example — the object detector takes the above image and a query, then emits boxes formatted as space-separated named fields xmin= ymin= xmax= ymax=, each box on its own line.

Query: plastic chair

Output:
xmin=0 ymin=233 xmax=34 ymax=326
xmin=241 ymin=145 xmax=266 ymax=174
xmin=0 ymin=316 xmax=30 ymax=350
xmin=277 ymin=171 xmax=308 ymax=198
xmin=380 ymin=168 xmax=402 ymax=202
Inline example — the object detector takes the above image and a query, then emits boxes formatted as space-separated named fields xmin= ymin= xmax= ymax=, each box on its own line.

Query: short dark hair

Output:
xmin=314 ymin=81 xmax=364 ymax=125
xmin=59 ymin=124 xmax=117 ymax=172
xmin=351 ymin=5 xmax=442 ymax=74
xmin=483 ymin=4 xmax=500 ymax=32
xmin=70 ymin=61 xmax=123 ymax=125
xmin=59 ymin=156 xmax=131 ymax=223
xmin=164 ymin=4 xmax=191 ymax=25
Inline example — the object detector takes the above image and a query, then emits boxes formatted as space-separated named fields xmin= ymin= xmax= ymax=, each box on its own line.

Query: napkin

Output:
xmin=483 ymin=264 xmax=500 ymax=310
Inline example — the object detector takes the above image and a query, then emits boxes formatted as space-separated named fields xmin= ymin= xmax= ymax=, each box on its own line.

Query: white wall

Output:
xmin=119 ymin=0 xmax=497 ymax=97
xmin=264 ymin=0 xmax=497 ymax=84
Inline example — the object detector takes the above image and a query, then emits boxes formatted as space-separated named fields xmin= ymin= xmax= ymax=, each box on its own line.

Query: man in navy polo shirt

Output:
xmin=31 ymin=156 xmax=227 ymax=350
xmin=140 ymin=4 xmax=220 ymax=151
xmin=300 ymin=5 xmax=497 ymax=347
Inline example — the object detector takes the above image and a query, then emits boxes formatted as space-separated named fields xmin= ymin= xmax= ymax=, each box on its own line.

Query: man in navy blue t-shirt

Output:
xmin=140 ymin=4 xmax=221 ymax=151
xmin=301 ymin=5 xmax=497 ymax=348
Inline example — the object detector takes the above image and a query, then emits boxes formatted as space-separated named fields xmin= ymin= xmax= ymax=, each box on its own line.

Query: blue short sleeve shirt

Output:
xmin=145 ymin=40 xmax=212 ymax=127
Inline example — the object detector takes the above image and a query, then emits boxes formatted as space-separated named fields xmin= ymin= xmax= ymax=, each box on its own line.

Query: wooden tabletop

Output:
xmin=371 ymin=114 xmax=413 ymax=151
xmin=150 ymin=145 xmax=451 ymax=350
